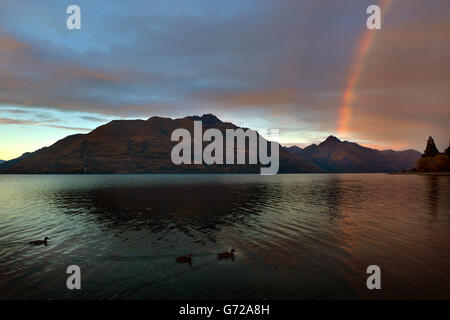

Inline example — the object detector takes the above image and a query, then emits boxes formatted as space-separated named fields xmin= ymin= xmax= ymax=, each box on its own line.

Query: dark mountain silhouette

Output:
xmin=0 ymin=115 xmax=421 ymax=174
xmin=287 ymin=135 xmax=420 ymax=172
xmin=0 ymin=152 xmax=34 ymax=171
xmin=0 ymin=114 xmax=321 ymax=174
xmin=422 ymin=136 xmax=440 ymax=158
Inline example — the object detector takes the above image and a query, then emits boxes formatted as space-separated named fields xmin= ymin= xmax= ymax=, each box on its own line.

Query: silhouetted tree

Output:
xmin=445 ymin=139 xmax=450 ymax=156
xmin=422 ymin=136 xmax=439 ymax=158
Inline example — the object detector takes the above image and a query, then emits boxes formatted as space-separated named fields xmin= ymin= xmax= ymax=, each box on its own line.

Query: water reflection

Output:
xmin=52 ymin=183 xmax=276 ymax=240
xmin=0 ymin=174 xmax=449 ymax=299
xmin=424 ymin=175 xmax=440 ymax=218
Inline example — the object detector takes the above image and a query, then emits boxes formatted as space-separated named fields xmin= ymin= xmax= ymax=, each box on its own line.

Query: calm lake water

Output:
xmin=0 ymin=174 xmax=449 ymax=300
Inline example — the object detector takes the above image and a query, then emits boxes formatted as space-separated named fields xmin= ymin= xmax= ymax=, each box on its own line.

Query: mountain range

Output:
xmin=287 ymin=136 xmax=421 ymax=173
xmin=0 ymin=114 xmax=420 ymax=174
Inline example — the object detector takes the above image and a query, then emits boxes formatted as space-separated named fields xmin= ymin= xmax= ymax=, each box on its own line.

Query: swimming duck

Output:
xmin=29 ymin=237 xmax=49 ymax=245
xmin=218 ymin=249 xmax=235 ymax=259
xmin=176 ymin=253 xmax=192 ymax=263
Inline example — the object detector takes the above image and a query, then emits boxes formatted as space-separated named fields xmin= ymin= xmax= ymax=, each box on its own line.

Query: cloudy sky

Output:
xmin=0 ymin=0 xmax=449 ymax=160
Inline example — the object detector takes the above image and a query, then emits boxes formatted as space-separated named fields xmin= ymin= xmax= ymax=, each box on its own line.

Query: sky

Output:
xmin=0 ymin=0 xmax=449 ymax=160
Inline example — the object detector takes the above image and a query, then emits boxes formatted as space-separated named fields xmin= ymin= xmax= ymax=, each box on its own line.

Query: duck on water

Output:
xmin=217 ymin=249 xmax=235 ymax=260
xmin=176 ymin=253 xmax=192 ymax=264
xmin=29 ymin=237 xmax=49 ymax=245
xmin=175 ymin=250 xmax=236 ymax=264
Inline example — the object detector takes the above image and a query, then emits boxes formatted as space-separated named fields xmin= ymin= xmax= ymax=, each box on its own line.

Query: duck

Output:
xmin=29 ymin=237 xmax=49 ymax=245
xmin=218 ymin=249 xmax=235 ymax=260
xmin=176 ymin=253 xmax=192 ymax=263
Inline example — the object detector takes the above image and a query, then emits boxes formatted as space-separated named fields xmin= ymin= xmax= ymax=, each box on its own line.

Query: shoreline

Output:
xmin=389 ymin=171 xmax=450 ymax=176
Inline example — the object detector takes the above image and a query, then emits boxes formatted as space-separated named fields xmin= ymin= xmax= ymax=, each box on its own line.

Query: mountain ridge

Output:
xmin=0 ymin=115 xmax=420 ymax=174
xmin=287 ymin=135 xmax=420 ymax=172
xmin=0 ymin=114 xmax=320 ymax=174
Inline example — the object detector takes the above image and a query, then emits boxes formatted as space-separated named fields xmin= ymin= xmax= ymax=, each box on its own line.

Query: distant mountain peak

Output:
xmin=289 ymin=145 xmax=303 ymax=152
xmin=287 ymin=135 xmax=421 ymax=173
xmin=147 ymin=115 xmax=168 ymax=121
xmin=187 ymin=114 xmax=222 ymax=124
xmin=319 ymin=135 xmax=341 ymax=146
xmin=202 ymin=113 xmax=220 ymax=120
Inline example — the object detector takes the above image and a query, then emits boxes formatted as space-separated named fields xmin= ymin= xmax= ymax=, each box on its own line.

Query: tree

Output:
xmin=422 ymin=136 xmax=439 ymax=158
xmin=416 ymin=154 xmax=450 ymax=172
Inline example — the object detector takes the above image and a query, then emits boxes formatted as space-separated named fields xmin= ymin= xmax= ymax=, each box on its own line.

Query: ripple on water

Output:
xmin=0 ymin=174 xmax=449 ymax=299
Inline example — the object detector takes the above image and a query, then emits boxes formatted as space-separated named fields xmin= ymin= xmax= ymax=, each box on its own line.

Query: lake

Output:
xmin=0 ymin=174 xmax=448 ymax=299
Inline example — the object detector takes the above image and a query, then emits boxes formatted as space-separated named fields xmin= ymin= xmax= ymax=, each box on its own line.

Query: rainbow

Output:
xmin=337 ymin=0 xmax=393 ymax=136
